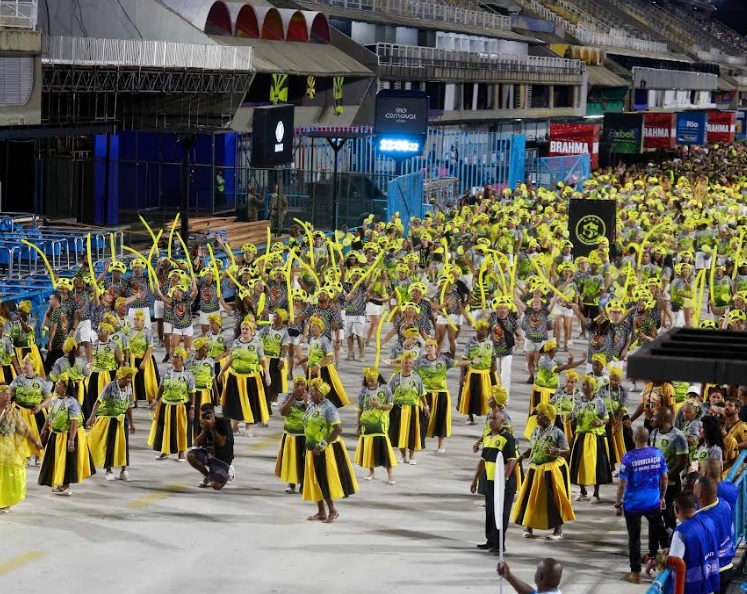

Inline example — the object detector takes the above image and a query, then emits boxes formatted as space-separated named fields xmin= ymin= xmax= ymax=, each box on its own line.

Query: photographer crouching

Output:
xmin=187 ymin=403 xmax=234 ymax=490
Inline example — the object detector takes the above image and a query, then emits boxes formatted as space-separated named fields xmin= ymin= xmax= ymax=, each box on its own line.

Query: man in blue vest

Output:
xmin=701 ymin=458 xmax=738 ymax=511
xmin=655 ymin=492 xmax=720 ymax=594
xmin=694 ymin=476 xmax=735 ymax=594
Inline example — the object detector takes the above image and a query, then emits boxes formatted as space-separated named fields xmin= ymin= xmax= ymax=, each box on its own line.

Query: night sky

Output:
xmin=713 ymin=0 xmax=747 ymax=35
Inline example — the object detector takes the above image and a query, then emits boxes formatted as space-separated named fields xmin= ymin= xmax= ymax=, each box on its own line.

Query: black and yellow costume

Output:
xmin=275 ymin=392 xmax=307 ymax=485
xmin=413 ymin=353 xmax=454 ymax=439
xmin=148 ymin=368 xmax=194 ymax=455
xmin=129 ymin=329 xmax=160 ymax=403
xmin=388 ymin=372 xmax=427 ymax=452
xmin=84 ymin=340 xmax=119 ymax=419
xmin=221 ymin=338 xmax=269 ymax=424
xmin=307 ymin=335 xmax=348 ymax=408
xmin=569 ymin=395 xmax=613 ymax=486
xmin=354 ymin=384 xmax=398 ymax=470
xmin=87 ymin=379 xmax=133 ymax=469
xmin=8 ymin=373 xmax=49 ymax=458
xmin=187 ymin=355 xmax=216 ymax=438
xmin=457 ymin=336 xmax=496 ymax=417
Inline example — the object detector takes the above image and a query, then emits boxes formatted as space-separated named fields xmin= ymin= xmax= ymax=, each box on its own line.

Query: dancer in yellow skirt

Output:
xmin=598 ymin=366 xmax=628 ymax=468
xmin=0 ymin=317 xmax=20 ymax=384
xmin=549 ymin=370 xmax=580 ymax=444
xmin=187 ymin=337 xmax=217 ymax=439
xmin=457 ymin=320 xmax=497 ymax=425
xmin=206 ymin=313 xmax=228 ymax=388
xmin=10 ymin=301 xmax=44 ymax=377
xmin=129 ymin=311 xmax=160 ymax=405
xmin=50 ymin=338 xmax=89 ymax=405
xmin=301 ymin=315 xmax=349 ymax=408
xmin=219 ymin=318 xmax=270 ymax=434
xmin=303 ymin=378 xmax=358 ymax=523
xmin=569 ymin=374 xmax=613 ymax=503
xmin=0 ymin=384 xmax=43 ymax=512
xmin=525 ymin=340 xmax=585 ymax=439
xmin=275 ymin=376 xmax=309 ymax=493
xmin=38 ymin=375 xmax=95 ymax=496
xmin=388 ymin=352 xmax=429 ymax=464
xmin=513 ymin=403 xmax=575 ymax=541
xmin=9 ymin=355 xmax=51 ymax=464
xmin=149 ymin=347 xmax=195 ymax=461
xmin=355 ymin=368 xmax=397 ymax=485
xmin=84 ymin=323 xmax=122 ymax=419
xmin=86 ymin=367 xmax=137 ymax=481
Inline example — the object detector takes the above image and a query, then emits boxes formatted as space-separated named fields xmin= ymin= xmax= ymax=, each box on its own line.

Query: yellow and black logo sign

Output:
xmin=333 ymin=76 xmax=344 ymax=115
xmin=270 ymin=73 xmax=288 ymax=104
xmin=306 ymin=76 xmax=316 ymax=99
xmin=575 ymin=214 xmax=605 ymax=246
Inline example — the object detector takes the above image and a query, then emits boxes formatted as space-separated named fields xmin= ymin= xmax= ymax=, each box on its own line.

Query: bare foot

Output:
xmin=307 ymin=513 xmax=326 ymax=521
xmin=322 ymin=511 xmax=339 ymax=524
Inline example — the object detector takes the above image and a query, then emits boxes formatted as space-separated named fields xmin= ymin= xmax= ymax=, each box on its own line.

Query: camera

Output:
xmin=201 ymin=411 xmax=213 ymax=421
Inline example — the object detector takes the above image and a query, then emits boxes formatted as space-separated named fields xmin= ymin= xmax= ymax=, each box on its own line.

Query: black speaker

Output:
xmin=251 ymin=105 xmax=295 ymax=168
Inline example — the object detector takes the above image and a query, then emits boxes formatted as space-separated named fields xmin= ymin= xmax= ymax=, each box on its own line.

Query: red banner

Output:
xmin=707 ymin=111 xmax=736 ymax=143
xmin=643 ymin=112 xmax=675 ymax=150
xmin=549 ymin=123 xmax=600 ymax=168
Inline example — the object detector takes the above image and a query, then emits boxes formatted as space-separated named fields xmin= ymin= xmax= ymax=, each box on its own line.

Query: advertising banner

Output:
xmin=375 ymin=89 xmax=428 ymax=159
xmin=602 ymin=113 xmax=644 ymax=154
xmin=707 ymin=111 xmax=736 ymax=143
xmin=643 ymin=112 xmax=676 ymax=150
xmin=549 ymin=123 xmax=601 ymax=168
xmin=676 ymin=111 xmax=707 ymax=145
xmin=737 ymin=111 xmax=747 ymax=139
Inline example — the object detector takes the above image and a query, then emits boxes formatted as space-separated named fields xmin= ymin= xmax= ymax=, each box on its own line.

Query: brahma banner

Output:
xmin=643 ymin=112 xmax=676 ymax=150
xmin=707 ymin=111 xmax=736 ymax=143
xmin=549 ymin=123 xmax=600 ymax=168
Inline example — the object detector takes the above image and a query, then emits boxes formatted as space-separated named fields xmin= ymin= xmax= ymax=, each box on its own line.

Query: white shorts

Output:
xmin=128 ymin=306 xmax=152 ymax=329
xmin=154 ymin=301 xmax=164 ymax=319
xmin=366 ymin=302 xmax=383 ymax=317
xmin=170 ymin=325 xmax=194 ymax=337
xmin=163 ymin=322 xmax=173 ymax=334
xmin=436 ymin=313 xmax=459 ymax=327
xmin=75 ymin=319 xmax=95 ymax=343
xmin=199 ymin=311 xmax=219 ymax=326
xmin=345 ymin=316 xmax=365 ymax=337
xmin=552 ymin=305 xmax=574 ymax=318
xmin=524 ymin=339 xmax=545 ymax=353
xmin=289 ymin=334 xmax=302 ymax=346
xmin=695 ymin=252 xmax=712 ymax=270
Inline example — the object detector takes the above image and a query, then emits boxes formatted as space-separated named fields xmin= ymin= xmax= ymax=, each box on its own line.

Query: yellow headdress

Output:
xmin=536 ymin=402 xmax=557 ymax=424
xmin=543 ymin=339 xmax=558 ymax=353
xmin=132 ymin=310 xmax=146 ymax=320
xmin=400 ymin=351 xmax=417 ymax=362
xmin=17 ymin=300 xmax=32 ymax=313
xmin=582 ymin=374 xmax=598 ymax=391
xmin=308 ymin=315 xmax=326 ymax=331
xmin=274 ymin=309 xmax=289 ymax=323
xmin=98 ymin=322 xmax=114 ymax=334
xmin=293 ymin=376 xmax=308 ymax=385
xmin=172 ymin=346 xmax=187 ymax=360
xmin=56 ymin=372 xmax=70 ymax=385
xmin=565 ymin=369 xmax=579 ymax=381
xmin=115 ymin=366 xmax=138 ymax=380
xmin=490 ymin=385 xmax=508 ymax=408
xmin=309 ymin=377 xmax=330 ymax=396
xmin=63 ymin=337 xmax=78 ymax=353
xmin=403 ymin=328 xmax=420 ymax=340
xmin=207 ymin=313 xmax=222 ymax=327
xmin=192 ymin=337 xmax=209 ymax=350
xmin=474 ymin=319 xmax=490 ymax=332
xmin=424 ymin=338 xmax=438 ymax=348
xmin=363 ymin=368 xmax=380 ymax=382
xmin=108 ymin=261 xmax=127 ymax=273
xmin=608 ymin=365 xmax=623 ymax=379
xmin=591 ymin=353 xmax=607 ymax=366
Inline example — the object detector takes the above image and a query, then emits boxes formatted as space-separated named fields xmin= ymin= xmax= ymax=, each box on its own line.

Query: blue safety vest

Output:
xmin=676 ymin=514 xmax=720 ymax=594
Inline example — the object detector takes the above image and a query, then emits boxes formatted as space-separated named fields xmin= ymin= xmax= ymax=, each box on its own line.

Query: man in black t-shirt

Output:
xmin=187 ymin=403 xmax=234 ymax=490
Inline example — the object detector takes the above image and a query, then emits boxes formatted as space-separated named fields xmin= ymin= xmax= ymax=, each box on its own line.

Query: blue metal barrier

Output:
xmin=646 ymin=449 xmax=747 ymax=594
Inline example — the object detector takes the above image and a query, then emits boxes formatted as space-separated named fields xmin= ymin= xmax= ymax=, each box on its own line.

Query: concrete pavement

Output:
xmin=0 ymin=326 xmax=649 ymax=594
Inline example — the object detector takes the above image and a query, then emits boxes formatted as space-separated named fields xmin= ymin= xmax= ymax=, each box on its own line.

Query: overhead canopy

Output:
xmin=627 ymin=328 xmax=747 ymax=385
xmin=587 ymin=65 xmax=628 ymax=88
xmin=717 ymin=76 xmax=738 ymax=92
xmin=213 ymin=36 xmax=371 ymax=76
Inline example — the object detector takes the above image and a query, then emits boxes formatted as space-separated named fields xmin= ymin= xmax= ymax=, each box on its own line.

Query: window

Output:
xmin=0 ymin=56 xmax=33 ymax=106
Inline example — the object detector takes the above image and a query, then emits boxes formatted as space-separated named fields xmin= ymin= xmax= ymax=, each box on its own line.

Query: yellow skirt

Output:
xmin=302 ymin=439 xmax=359 ymax=503
xmin=221 ymin=369 xmax=269 ymax=424
xmin=14 ymin=345 xmax=44 ymax=377
xmin=354 ymin=434 xmax=398 ymax=469
xmin=389 ymin=404 xmax=425 ymax=451
xmin=0 ymin=464 xmax=26 ymax=508
xmin=426 ymin=391 xmax=452 ymax=439
xmin=131 ymin=355 xmax=160 ymax=402
xmin=606 ymin=421 xmax=627 ymax=467
xmin=529 ymin=385 xmax=555 ymax=414
xmin=37 ymin=428 xmax=95 ymax=488
xmin=524 ymin=411 xmax=574 ymax=442
xmin=569 ymin=432 xmax=613 ymax=486
xmin=87 ymin=415 xmax=128 ymax=468
xmin=147 ymin=401 xmax=191 ymax=455
xmin=275 ymin=432 xmax=306 ymax=484
xmin=458 ymin=368 xmax=493 ymax=416
xmin=512 ymin=457 xmax=575 ymax=530
xmin=16 ymin=406 xmax=45 ymax=460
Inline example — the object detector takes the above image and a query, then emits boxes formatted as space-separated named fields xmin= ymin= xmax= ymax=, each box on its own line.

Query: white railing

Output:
xmin=42 ymin=36 xmax=254 ymax=71
xmin=376 ymin=42 xmax=585 ymax=76
xmin=575 ymin=26 xmax=668 ymax=53
xmin=696 ymin=48 xmax=747 ymax=66
xmin=0 ymin=0 xmax=37 ymax=29
xmin=300 ymin=0 xmax=512 ymax=30
xmin=632 ymin=67 xmax=718 ymax=91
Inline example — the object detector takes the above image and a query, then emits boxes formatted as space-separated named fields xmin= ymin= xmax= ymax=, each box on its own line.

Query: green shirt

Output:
xmin=229 ymin=338 xmax=264 ymax=374
xmin=10 ymin=319 xmax=34 ymax=348
xmin=303 ymin=399 xmax=340 ymax=449
xmin=390 ymin=373 xmax=425 ymax=406
xmin=160 ymin=368 xmax=195 ymax=404
xmin=414 ymin=354 xmax=454 ymax=393
xmin=462 ymin=337 xmax=494 ymax=371
xmin=187 ymin=356 xmax=215 ymax=391
xmin=207 ymin=333 xmax=226 ymax=359
xmin=529 ymin=426 xmax=569 ymax=465
xmin=307 ymin=336 xmax=333 ymax=368
xmin=9 ymin=374 xmax=50 ymax=407
xmin=571 ymin=396 xmax=608 ymax=436
xmin=92 ymin=340 xmax=119 ymax=372
xmin=48 ymin=397 xmax=82 ymax=432
xmin=258 ymin=326 xmax=288 ymax=359
xmin=0 ymin=336 xmax=13 ymax=366
xmin=97 ymin=380 xmax=134 ymax=417
xmin=357 ymin=385 xmax=393 ymax=435
xmin=129 ymin=329 xmax=153 ymax=359
xmin=279 ymin=392 xmax=307 ymax=435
